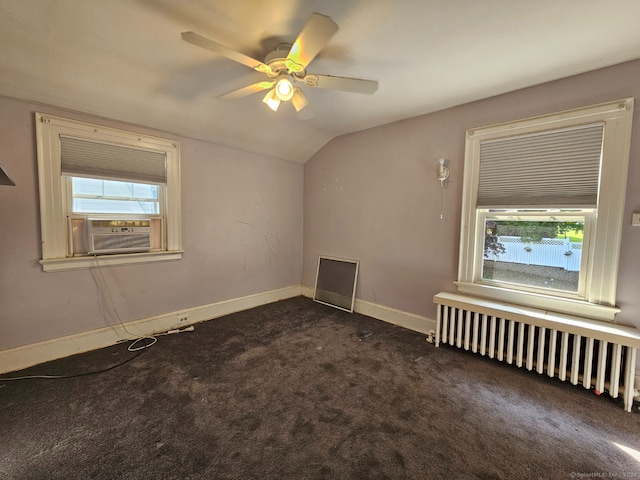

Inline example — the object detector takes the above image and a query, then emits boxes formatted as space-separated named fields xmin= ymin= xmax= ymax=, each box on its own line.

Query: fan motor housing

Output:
xmin=264 ymin=44 xmax=304 ymax=77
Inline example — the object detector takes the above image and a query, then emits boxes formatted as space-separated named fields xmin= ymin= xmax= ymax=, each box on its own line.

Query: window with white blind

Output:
xmin=456 ymin=99 xmax=634 ymax=321
xmin=36 ymin=113 xmax=182 ymax=272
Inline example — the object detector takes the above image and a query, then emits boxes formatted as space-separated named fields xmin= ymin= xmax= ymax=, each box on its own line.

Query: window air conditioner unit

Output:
xmin=87 ymin=218 xmax=152 ymax=255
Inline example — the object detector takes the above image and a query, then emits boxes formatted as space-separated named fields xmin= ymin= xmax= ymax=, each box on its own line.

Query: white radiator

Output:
xmin=434 ymin=293 xmax=640 ymax=412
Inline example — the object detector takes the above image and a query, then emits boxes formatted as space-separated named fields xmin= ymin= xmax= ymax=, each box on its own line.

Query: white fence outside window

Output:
xmin=485 ymin=236 xmax=582 ymax=272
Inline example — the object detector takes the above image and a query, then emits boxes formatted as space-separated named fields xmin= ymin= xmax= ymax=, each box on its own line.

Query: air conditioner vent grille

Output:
xmin=92 ymin=233 xmax=151 ymax=253
xmin=87 ymin=218 xmax=152 ymax=255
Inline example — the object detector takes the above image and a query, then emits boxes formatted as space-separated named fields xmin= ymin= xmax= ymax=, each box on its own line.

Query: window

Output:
xmin=480 ymin=211 xmax=590 ymax=294
xmin=70 ymin=178 xmax=160 ymax=215
xmin=457 ymin=99 xmax=634 ymax=321
xmin=36 ymin=113 xmax=182 ymax=271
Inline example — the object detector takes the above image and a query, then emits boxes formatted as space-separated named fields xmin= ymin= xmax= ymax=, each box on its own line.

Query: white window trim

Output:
xmin=456 ymin=98 xmax=634 ymax=322
xmin=36 ymin=113 xmax=183 ymax=272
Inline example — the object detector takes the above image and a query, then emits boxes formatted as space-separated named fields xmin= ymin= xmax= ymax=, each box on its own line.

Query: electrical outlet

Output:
xmin=177 ymin=314 xmax=190 ymax=323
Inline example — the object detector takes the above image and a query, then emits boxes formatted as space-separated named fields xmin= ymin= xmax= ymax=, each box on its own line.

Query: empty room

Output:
xmin=1 ymin=1 xmax=640 ymax=478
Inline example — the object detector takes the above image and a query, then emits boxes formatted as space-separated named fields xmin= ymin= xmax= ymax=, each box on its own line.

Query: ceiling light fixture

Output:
xmin=182 ymin=13 xmax=379 ymax=116
xmin=263 ymin=76 xmax=307 ymax=112
xmin=291 ymin=88 xmax=309 ymax=112
xmin=274 ymin=76 xmax=294 ymax=102
xmin=262 ymin=89 xmax=281 ymax=112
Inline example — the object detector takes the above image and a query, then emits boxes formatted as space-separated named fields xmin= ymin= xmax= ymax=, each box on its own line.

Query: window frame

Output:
xmin=36 ymin=113 xmax=182 ymax=272
xmin=456 ymin=98 xmax=634 ymax=322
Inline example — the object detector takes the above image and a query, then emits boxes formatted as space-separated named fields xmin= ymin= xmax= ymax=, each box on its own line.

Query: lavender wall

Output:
xmin=303 ymin=59 xmax=640 ymax=330
xmin=2 ymin=58 xmax=639 ymax=357
xmin=0 ymin=96 xmax=303 ymax=351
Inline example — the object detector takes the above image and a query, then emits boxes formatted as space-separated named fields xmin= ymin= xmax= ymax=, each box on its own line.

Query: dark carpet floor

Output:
xmin=1 ymin=296 xmax=639 ymax=479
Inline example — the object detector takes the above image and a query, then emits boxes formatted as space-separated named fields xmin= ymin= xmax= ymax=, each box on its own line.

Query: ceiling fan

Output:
xmin=181 ymin=12 xmax=378 ymax=113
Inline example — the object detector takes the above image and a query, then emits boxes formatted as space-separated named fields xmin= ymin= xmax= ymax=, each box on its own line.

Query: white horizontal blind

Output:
xmin=60 ymin=136 xmax=167 ymax=185
xmin=477 ymin=123 xmax=604 ymax=208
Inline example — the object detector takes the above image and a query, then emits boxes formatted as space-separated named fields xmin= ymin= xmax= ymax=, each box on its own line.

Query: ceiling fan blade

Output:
xmin=181 ymin=31 xmax=273 ymax=75
xmin=300 ymin=74 xmax=378 ymax=94
xmin=285 ymin=13 xmax=338 ymax=73
xmin=218 ymin=81 xmax=275 ymax=101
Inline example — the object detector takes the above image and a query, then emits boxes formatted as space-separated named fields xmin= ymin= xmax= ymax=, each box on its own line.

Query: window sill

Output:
xmin=454 ymin=281 xmax=620 ymax=322
xmin=39 ymin=250 xmax=183 ymax=272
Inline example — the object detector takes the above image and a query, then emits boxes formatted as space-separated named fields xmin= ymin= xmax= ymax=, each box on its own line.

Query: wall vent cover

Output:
xmin=313 ymin=256 xmax=359 ymax=313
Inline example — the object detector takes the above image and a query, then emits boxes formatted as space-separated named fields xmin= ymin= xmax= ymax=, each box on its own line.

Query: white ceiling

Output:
xmin=2 ymin=0 xmax=640 ymax=163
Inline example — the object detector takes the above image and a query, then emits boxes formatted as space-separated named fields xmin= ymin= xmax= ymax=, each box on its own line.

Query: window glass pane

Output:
xmin=482 ymin=218 xmax=584 ymax=293
xmin=72 ymin=198 xmax=159 ymax=214
xmin=72 ymin=177 xmax=103 ymax=196
xmin=70 ymin=177 xmax=160 ymax=214
xmin=103 ymin=180 xmax=134 ymax=198
xmin=132 ymin=183 xmax=158 ymax=200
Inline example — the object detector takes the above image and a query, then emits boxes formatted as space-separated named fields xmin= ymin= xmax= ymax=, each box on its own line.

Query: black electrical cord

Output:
xmin=0 ymin=338 xmax=152 ymax=382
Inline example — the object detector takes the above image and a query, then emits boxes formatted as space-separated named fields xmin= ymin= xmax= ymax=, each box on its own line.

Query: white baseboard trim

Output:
xmin=0 ymin=285 xmax=302 ymax=375
xmin=301 ymin=285 xmax=436 ymax=336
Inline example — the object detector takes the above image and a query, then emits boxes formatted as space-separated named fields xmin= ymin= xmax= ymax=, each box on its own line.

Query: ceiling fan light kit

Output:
xmin=181 ymin=12 xmax=378 ymax=114
xmin=292 ymin=89 xmax=309 ymax=112
xmin=275 ymin=76 xmax=295 ymax=102
xmin=262 ymin=89 xmax=281 ymax=112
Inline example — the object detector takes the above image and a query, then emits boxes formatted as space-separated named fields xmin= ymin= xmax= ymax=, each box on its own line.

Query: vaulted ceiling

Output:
xmin=2 ymin=0 xmax=640 ymax=162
